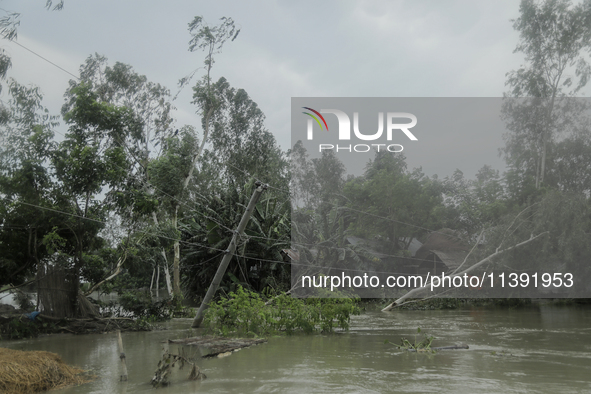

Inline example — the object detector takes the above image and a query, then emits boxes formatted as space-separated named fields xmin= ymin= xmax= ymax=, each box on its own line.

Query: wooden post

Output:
xmin=191 ymin=181 xmax=267 ymax=328
xmin=117 ymin=330 xmax=128 ymax=381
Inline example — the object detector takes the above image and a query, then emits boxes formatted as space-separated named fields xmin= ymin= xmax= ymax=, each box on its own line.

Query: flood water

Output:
xmin=4 ymin=303 xmax=591 ymax=393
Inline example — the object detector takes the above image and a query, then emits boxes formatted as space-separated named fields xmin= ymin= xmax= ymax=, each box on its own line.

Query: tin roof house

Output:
xmin=414 ymin=229 xmax=470 ymax=276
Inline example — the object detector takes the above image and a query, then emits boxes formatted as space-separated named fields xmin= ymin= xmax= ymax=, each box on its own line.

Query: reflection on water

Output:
xmin=3 ymin=304 xmax=591 ymax=393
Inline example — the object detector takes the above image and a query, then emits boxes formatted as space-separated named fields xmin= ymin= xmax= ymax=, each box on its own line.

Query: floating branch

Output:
xmin=167 ymin=336 xmax=267 ymax=358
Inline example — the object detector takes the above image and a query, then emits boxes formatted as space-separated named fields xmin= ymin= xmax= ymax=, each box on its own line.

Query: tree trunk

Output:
xmin=150 ymin=267 xmax=156 ymax=292
xmin=156 ymin=264 xmax=160 ymax=291
xmin=162 ymin=252 xmax=173 ymax=297
xmin=83 ymin=252 xmax=127 ymax=296
xmin=381 ymin=231 xmax=548 ymax=311
xmin=172 ymin=205 xmax=181 ymax=298
xmin=538 ymin=91 xmax=557 ymax=188
xmin=152 ymin=211 xmax=173 ymax=297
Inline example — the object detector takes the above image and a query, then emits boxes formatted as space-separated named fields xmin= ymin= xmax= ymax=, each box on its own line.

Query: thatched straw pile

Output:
xmin=0 ymin=348 xmax=90 ymax=393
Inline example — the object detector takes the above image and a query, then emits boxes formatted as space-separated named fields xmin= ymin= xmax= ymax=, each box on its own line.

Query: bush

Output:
xmin=118 ymin=291 xmax=173 ymax=321
xmin=1 ymin=317 xmax=40 ymax=340
xmin=203 ymin=286 xmax=360 ymax=336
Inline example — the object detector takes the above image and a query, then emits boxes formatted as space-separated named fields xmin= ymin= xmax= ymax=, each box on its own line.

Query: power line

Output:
xmin=180 ymin=251 xmax=224 ymax=269
xmin=9 ymin=40 xmax=79 ymax=80
xmin=12 ymin=199 xmax=228 ymax=254
xmin=6 ymin=32 xmax=454 ymax=243
xmin=44 ymin=124 xmax=236 ymax=235
xmin=5 ymin=37 xmax=282 ymax=241
xmin=5 ymin=37 xmax=469 ymax=268
xmin=5 ymin=37 xmax=235 ymax=234
xmin=225 ymin=160 xmax=464 ymax=242
xmin=17 ymin=201 xmax=104 ymax=224
xmin=9 ymin=199 xmax=438 ymax=275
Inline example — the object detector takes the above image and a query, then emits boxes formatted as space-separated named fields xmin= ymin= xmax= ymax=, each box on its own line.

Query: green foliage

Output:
xmin=293 ymin=149 xmax=445 ymax=269
xmin=41 ymin=227 xmax=67 ymax=255
xmin=11 ymin=290 xmax=34 ymax=311
xmin=182 ymin=180 xmax=291 ymax=299
xmin=182 ymin=15 xmax=239 ymax=90
xmin=504 ymin=0 xmax=591 ymax=192
xmin=507 ymin=0 xmax=591 ymax=97
xmin=0 ymin=79 xmax=59 ymax=287
xmin=194 ymin=77 xmax=289 ymax=193
xmin=442 ymin=167 xmax=509 ymax=237
xmin=1 ymin=318 xmax=40 ymax=340
xmin=148 ymin=127 xmax=200 ymax=211
xmin=203 ymin=286 xmax=360 ymax=336
xmin=118 ymin=291 xmax=173 ymax=321
xmin=347 ymin=152 xmax=444 ymax=246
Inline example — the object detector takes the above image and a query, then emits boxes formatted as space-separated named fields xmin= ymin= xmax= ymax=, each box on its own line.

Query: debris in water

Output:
xmin=167 ymin=336 xmax=267 ymax=358
xmin=151 ymin=347 xmax=205 ymax=388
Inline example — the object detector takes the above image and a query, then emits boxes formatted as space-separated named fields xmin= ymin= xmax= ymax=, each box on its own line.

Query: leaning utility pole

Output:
xmin=191 ymin=181 xmax=267 ymax=328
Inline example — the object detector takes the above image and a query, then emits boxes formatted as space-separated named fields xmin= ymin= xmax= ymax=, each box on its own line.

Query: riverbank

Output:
xmin=2 ymin=296 xmax=587 ymax=341
xmin=3 ymin=306 xmax=591 ymax=393
xmin=0 ymin=311 xmax=157 ymax=340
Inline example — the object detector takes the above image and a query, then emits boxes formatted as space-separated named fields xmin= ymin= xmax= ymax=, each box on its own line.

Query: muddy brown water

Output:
xmin=4 ymin=304 xmax=591 ymax=393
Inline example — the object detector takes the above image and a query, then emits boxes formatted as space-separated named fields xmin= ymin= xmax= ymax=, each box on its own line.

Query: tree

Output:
xmin=289 ymin=140 xmax=316 ymax=208
xmin=49 ymin=82 xmax=142 ymax=315
xmin=0 ymin=78 xmax=141 ymax=316
xmin=196 ymin=77 xmax=289 ymax=192
xmin=0 ymin=79 xmax=58 ymax=288
xmin=140 ymin=16 xmax=242 ymax=299
xmin=147 ymin=125 xmax=202 ymax=297
xmin=442 ymin=166 xmax=508 ymax=238
xmin=343 ymin=152 xmax=444 ymax=251
xmin=503 ymin=0 xmax=591 ymax=189
xmin=65 ymin=54 xmax=196 ymax=298
xmin=185 ymin=15 xmax=240 ymax=163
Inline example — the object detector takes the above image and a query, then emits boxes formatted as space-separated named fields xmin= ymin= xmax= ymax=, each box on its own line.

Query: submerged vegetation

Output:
xmin=386 ymin=327 xmax=436 ymax=353
xmin=203 ymin=286 xmax=360 ymax=336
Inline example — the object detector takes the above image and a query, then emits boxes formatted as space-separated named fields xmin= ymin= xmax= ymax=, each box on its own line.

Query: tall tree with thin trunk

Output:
xmin=503 ymin=0 xmax=591 ymax=190
xmin=158 ymin=16 xmax=239 ymax=298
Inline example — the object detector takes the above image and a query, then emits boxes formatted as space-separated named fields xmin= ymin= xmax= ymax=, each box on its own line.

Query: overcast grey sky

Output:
xmin=1 ymin=0 xmax=573 ymax=179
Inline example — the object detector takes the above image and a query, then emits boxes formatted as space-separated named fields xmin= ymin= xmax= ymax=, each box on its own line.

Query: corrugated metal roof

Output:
xmin=430 ymin=250 xmax=467 ymax=271
xmin=401 ymin=237 xmax=423 ymax=256
xmin=345 ymin=236 xmax=391 ymax=259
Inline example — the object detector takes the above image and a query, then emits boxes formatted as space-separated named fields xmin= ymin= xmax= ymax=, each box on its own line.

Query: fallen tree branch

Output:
xmin=83 ymin=251 xmax=127 ymax=296
xmin=381 ymin=231 xmax=549 ymax=311
xmin=0 ymin=279 xmax=37 ymax=294
xmin=452 ymin=229 xmax=484 ymax=276
xmin=406 ymin=345 xmax=469 ymax=352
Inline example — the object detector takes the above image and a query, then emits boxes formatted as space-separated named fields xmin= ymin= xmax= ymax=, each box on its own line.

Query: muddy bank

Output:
xmin=0 ymin=311 xmax=154 ymax=340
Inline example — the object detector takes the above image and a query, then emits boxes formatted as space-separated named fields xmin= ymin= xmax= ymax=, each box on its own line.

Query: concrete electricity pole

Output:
xmin=191 ymin=181 xmax=267 ymax=328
